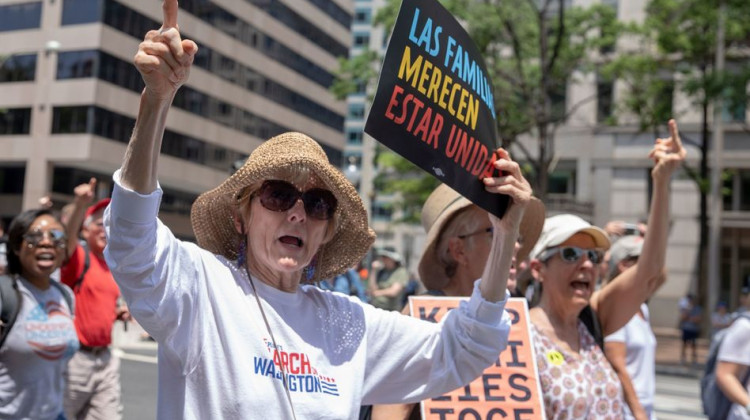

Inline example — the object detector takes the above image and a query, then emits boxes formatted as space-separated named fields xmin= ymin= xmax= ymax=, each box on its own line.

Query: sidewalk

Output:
xmin=111 ymin=319 xmax=158 ymax=351
xmin=653 ymin=327 xmax=709 ymax=378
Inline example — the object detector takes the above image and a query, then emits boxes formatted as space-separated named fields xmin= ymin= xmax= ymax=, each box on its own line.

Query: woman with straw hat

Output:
xmin=101 ymin=2 xmax=533 ymax=418
xmin=371 ymin=184 xmax=545 ymax=420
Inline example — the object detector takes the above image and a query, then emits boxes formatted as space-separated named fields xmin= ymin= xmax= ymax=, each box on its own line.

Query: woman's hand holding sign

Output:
xmin=483 ymin=148 xmax=531 ymax=237
xmin=133 ymin=0 xmax=198 ymax=100
xmin=123 ymin=0 xmax=198 ymax=194
xmin=477 ymin=147 xmax=532 ymax=302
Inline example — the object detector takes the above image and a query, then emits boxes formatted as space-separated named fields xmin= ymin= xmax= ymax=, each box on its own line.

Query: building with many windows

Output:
xmin=341 ymin=0 xmax=750 ymax=329
xmin=0 ymin=0 xmax=350 ymax=238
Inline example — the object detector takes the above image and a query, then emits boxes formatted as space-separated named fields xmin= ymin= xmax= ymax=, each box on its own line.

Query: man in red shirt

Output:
xmin=62 ymin=178 xmax=129 ymax=419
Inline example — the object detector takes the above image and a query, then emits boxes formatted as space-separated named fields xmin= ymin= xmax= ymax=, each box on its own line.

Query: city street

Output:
xmin=118 ymin=344 xmax=708 ymax=420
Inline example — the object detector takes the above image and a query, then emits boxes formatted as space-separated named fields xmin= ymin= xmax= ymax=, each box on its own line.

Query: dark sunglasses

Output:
xmin=539 ymin=246 xmax=602 ymax=264
xmin=256 ymin=180 xmax=337 ymax=221
xmin=23 ymin=229 xmax=67 ymax=248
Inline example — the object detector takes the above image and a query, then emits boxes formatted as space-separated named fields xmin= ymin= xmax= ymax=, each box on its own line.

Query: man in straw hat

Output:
xmin=371 ymin=185 xmax=545 ymax=420
xmin=101 ymin=1 xmax=535 ymax=418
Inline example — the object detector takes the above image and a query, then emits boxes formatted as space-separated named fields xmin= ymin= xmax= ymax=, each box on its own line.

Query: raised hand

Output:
xmin=133 ymin=0 xmax=198 ymax=99
xmin=482 ymin=148 xmax=532 ymax=234
xmin=649 ymin=119 xmax=687 ymax=181
xmin=73 ymin=177 xmax=97 ymax=206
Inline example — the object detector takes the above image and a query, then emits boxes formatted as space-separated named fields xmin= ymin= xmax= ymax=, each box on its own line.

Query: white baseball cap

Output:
xmin=530 ymin=214 xmax=610 ymax=260
xmin=607 ymin=234 xmax=644 ymax=279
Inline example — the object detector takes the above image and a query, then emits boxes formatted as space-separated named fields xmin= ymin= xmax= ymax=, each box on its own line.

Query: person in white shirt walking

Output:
xmin=604 ymin=234 xmax=666 ymax=420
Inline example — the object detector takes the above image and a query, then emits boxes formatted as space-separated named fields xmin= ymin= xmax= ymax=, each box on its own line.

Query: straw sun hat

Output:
xmin=191 ymin=132 xmax=376 ymax=282
xmin=418 ymin=184 xmax=545 ymax=291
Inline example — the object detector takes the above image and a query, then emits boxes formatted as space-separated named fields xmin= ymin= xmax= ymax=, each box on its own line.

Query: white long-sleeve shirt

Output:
xmin=103 ymin=171 xmax=511 ymax=419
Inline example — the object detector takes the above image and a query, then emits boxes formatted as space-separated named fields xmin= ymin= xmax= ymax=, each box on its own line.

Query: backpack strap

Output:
xmin=579 ymin=304 xmax=604 ymax=350
xmin=0 ymin=275 xmax=22 ymax=349
xmin=73 ymin=242 xmax=90 ymax=292
xmin=50 ymin=281 xmax=75 ymax=316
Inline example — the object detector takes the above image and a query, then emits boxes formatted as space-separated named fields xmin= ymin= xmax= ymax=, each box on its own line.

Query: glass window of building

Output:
xmin=353 ymin=32 xmax=370 ymax=48
xmin=0 ymin=2 xmax=42 ymax=32
xmin=596 ymin=76 xmax=614 ymax=123
xmin=61 ymin=0 xmax=102 ymax=25
xmin=740 ymin=170 xmax=750 ymax=212
xmin=0 ymin=53 xmax=37 ymax=82
xmin=52 ymin=106 xmax=90 ymax=134
xmin=372 ymin=201 xmax=393 ymax=221
xmin=0 ymin=166 xmax=25 ymax=194
xmin=57 ymin=50 xmax=99 ymax=79
xmin=347 ymin=130 xmax=363 ymax=145
xmin=354 ymin=8 xmax=371 ymax=24
xmin=548 ymin=168 xmax=576 ymax=195
xmin=0 ymin=108 xmax=32 ymax=135
xmin=349 ymin=104 xmax=365 ymax=119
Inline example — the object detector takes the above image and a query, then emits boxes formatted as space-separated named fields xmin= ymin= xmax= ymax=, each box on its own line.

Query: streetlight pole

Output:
xmin=707 ymin=0 xmax=726 ymax=318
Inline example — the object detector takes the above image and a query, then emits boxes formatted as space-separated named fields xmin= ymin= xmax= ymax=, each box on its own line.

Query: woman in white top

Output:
xmin=603 ymin=235 xmax=666 ymax=420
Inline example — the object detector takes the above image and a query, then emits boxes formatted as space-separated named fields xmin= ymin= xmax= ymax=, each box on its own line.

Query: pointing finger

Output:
xmin=162 ymin=0 xmax=178 ymax=30
xmin=668 ymin=119 xmax=684 ymax=151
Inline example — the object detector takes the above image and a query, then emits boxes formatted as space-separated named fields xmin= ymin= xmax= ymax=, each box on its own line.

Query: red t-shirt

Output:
xmin=61 ymin=243 xmax=120 ymax=347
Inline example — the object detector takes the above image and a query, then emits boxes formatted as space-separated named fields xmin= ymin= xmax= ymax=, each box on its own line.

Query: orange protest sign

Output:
xmin=408 ymin=296 xmax=545 ymax=420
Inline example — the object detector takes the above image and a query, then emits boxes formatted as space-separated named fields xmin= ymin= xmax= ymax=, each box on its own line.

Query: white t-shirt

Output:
xmin=103 ymin=171 xmax=512 ymax=419
xmin=604 ymin=303 xmax=657 ymax=420
xmin=717 ymin=317 xmax=750 ymax=420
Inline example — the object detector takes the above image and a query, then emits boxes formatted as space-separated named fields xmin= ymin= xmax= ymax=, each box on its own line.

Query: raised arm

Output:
xmin=480 ymin=148 xmax=532 ymax=302
xmin=122 ymin=0 xmax=197 ymax=193
xmin=604 ymin=340 xmax=649 ymax=420
xmin=65 ymin=177 xmax=96 ymax=258
xmin=593 ymin=119 xmax=686 ymax=335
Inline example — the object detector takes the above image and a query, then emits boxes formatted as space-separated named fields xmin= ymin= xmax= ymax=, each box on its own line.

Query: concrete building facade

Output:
xmin=341 ymin=0 xmax=750 ymax=329
xmin=0 ymin=0 xmax=351 ymax=238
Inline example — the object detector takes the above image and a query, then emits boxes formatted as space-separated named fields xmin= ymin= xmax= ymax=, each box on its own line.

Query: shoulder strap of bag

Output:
xmin=0 ymin=275 xmax=22 ymax=349
xmin=74 ymin=242 xmax=90 ymax=292
xmin=50 ymin=281 xmax=75 ymax=316
xmin=579 ymin=304 xmax=604 ymax=350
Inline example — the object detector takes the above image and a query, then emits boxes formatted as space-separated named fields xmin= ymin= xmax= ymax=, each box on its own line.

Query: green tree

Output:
xmin=333 ymin=0 xmax=622 ymax=219
xmin=608 ymin=0 xmax=750 ymax=302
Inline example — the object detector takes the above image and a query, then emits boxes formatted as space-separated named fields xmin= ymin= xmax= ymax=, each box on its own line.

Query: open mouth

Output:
xmin=36 ymin=252 xmax=57 ymax=267
xmin=279 ymin=235 xmax=303 ymax=248
xmin=570 ymin=280 xmax=591 ymax=294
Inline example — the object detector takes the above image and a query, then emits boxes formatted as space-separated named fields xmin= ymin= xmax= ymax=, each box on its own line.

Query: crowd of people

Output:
xmin=1 ymin=1 xmax=750 ymax=419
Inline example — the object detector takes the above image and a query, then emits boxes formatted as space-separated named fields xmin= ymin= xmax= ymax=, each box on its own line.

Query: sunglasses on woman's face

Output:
xmin=256 ymin=180 xmax=337 ymax=221
xmin=23 ymin=229 xmax=67 ymax=248
xmin=539 ymin=246 xmax=602 ymax=265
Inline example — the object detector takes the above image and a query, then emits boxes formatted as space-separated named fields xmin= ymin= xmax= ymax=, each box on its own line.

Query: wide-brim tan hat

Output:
xmin=191 ymin=132 xmax=376 ymax=282
xmin=418 ymin=184 xmax=545 ymax=291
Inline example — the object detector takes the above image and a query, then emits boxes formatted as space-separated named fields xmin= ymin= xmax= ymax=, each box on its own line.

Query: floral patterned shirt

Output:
xmin=532 ymin=321 xmax=624 ymax=419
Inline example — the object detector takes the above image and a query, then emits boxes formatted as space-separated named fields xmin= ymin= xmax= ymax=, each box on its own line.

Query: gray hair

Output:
xmin=436 ymin=206 xmax=485 ymax=279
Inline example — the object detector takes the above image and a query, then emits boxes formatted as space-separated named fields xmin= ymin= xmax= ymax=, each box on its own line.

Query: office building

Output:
xmin=0 ymin=0 xmax=350 ymax=238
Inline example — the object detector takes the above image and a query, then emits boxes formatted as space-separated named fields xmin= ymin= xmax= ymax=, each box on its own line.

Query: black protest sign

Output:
xmin=365 ymin=0 xmax=508 ymax=219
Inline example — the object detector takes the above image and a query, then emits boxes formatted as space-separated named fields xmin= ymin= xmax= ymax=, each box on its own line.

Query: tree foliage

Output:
xmin=332 ymin=0 xmax=624 ymax=218
xmin=607 ymin=0 xmax=750 ymax=304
